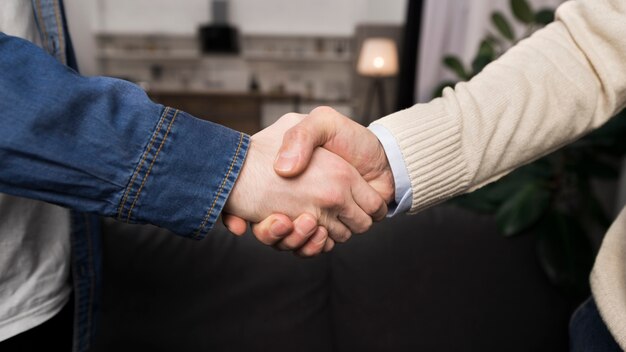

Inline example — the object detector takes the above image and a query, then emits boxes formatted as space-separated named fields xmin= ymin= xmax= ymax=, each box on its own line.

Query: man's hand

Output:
xmin=274 ymin=106 xmax=395 ymax=203
xmin=223 ymin=113 xmax=387 ymax=256
xmin=224 ymin=107 xmax=395 ymax=251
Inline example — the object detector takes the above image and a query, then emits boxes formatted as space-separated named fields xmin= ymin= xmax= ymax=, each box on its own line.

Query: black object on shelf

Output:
xmin=199 ymin=25 xmax=239 ymax=54
xmin=199 ymin=0 xmax=239 ymax=54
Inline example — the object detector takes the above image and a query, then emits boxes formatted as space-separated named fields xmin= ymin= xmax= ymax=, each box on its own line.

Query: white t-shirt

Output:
xmin=0 ymin=1 xmax=72 ymax=342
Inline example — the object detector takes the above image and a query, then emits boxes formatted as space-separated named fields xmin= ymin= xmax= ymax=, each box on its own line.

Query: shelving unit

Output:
xmin=240 ymin=34 xmax=353 ymax=62
xmin=95 ymin=32 xmax=356 ymax=130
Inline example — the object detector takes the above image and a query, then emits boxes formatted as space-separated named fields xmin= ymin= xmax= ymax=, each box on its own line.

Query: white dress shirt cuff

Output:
xmin=368 ymin=124 xmax=413 ymax=216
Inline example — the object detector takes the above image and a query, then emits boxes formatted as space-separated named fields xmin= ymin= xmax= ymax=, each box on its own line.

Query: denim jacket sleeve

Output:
xmin=0 ymin=33 xmax=249 ymax=239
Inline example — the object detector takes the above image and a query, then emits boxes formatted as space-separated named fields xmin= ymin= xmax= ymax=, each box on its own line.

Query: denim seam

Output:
xmin=52 ymin=0 xmax=65 ymax=64
xmin=126 ymin=109 xmax=179 ymax=222
xmin=34 ymin=0 xmax=50 ymax=51
xmin=193 ymin=132 xmax=245 ymax=239
xmin=116 ymin=107 xmax=169 ymax=221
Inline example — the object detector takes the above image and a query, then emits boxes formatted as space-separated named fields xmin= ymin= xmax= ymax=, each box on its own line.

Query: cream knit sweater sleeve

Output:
xmin=371 ymin=0 xmax=626 ymax=214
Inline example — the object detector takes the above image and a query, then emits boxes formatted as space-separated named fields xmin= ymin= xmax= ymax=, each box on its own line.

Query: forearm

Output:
xmin=372 ymin=0 xmax=626 ymax=213
xmin=0 ymin=33 xmax=249 ymax=238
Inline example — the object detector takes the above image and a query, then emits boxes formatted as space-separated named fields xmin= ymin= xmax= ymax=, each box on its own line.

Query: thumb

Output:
xmin=274 ymin=115 xmax=333 ymax=177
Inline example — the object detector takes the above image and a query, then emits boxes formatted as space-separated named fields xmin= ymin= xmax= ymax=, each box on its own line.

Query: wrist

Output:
xmin=368 ymin=123 xmax=411 ymax=212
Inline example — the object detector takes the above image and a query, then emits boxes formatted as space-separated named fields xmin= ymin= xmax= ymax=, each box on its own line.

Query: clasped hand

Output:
xmin=223 ymin=107 xmax=395 ymax=257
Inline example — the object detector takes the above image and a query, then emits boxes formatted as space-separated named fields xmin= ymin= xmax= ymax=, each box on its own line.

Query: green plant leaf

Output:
xmin=455 ymin=176 xmax=525 ymax=213
xmin=485 ymin=34 xmax=504 ymax=52
xmin=511 ymin=0 xmax=534 ymax=24
xmin=455 ymin=161 xmax=553 ymax=214
xmin=478 ymin=40 xmax=496 ymax=59
xmin=495 ymin=182 xmax=551 ymax=236
xmin=443 ymin=56 xmax=468 ymax=79
xmin=472 ymin=54 xmax=492 ymax=75
xmin=472 ymin=40 xmax=497 ymax=74
xmin=491 ymin=12 xmax=515 ymax=41
xmin=534 ymin=9 xmax=555 ymax=25
xmin=454 ymin=193 xmax=499 ymax=213
xmin=432 ymin=81 xmax=457 ymax=99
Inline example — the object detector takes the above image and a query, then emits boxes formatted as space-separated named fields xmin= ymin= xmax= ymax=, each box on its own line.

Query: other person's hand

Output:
xmin=224 ymin=107 xmax=394 ymax=253
xmin=223 ymin=112 xmax=387 ymax=256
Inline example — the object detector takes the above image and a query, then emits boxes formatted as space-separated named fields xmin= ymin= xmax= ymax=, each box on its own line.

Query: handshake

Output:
xmin=222 ymin=106 xmax=396 ymax=257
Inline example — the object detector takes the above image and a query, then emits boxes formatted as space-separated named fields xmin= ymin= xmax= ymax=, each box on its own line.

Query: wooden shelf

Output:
xmin=97 ymin=53 xmax=200 ymax=62
xmin=242 ymin=55 xmax=352 ymax=63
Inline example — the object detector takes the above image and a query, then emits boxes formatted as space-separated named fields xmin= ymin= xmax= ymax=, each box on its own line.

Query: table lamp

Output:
xmin=357 ymin=38 xmax=398 ymax=121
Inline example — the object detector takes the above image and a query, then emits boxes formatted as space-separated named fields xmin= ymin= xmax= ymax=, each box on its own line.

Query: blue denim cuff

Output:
xmin=117 ymin=107 xmax=249 ymax=239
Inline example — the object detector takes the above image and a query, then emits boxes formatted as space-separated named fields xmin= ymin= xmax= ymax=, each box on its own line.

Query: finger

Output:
xmin=274 ymin=108 xmax=337 ymax=177
xmin=325 ymin=218 xmax=352 ymax=243
xmin=295 ymin=226 xmax=329 ymax=257
xmin=323 ymin=237 xmax=335 ymax=252
xmin=337 ymin=197 xmax=373 ymax=235
xmin=251 ymin=214 xmax=294 ymax=246
xmin=274 ymin=213 xmax=318 ymax=251
xmin=222 ymin=214 xmax=248 ymax=236
xmin=350 ymin=175 xmax=388 ymax=223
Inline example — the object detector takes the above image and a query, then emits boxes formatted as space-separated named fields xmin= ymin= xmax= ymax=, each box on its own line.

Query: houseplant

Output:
xmin=435 ymin=0 xmax=626 ymax=300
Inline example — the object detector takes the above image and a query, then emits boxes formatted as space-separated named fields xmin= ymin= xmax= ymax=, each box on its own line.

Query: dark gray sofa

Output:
xmin=91 ymin=205 xmax=573 ymax=352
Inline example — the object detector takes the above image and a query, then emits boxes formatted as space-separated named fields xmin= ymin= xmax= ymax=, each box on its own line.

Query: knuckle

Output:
xmin=280 ymin=112 xmax=305 ymax=123
xmin=284 ymin=126 xmax=310 ymax=144
xmin=356 ymin=217 xmax=373 ymax=234
xmin=364 ymin=194 xmax=385 ymax=216
xmin=310 ymin=106 xmax=336 ymax=117
xmin=320 ymin=190 xmax=345 ymax=208
xmin=337 ymin=167 xmax=354 ymax=183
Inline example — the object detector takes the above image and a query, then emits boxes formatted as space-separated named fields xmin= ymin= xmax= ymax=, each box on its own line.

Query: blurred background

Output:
xmin=59 ymin=0 xmax=626 ymax=351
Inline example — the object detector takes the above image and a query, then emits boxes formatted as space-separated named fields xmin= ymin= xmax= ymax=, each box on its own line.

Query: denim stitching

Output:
xmin=52 ymin=0 xmax=65 ymax=64
xmin=34 ymin=0 xmax=50 ymax=51
xmin=193 ymin=132 xmax=245 ymax=239
xmin=116 ymin=107 xmax=170 ymax=220
xmin=125 ymin=109 xmax=179 ymax=222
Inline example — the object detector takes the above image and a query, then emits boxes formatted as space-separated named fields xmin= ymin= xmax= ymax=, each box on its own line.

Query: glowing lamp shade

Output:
xmin=357 ymin=38 xmax=398 ymax=77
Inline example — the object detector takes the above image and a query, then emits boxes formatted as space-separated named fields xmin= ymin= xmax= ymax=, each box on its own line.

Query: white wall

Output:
xmin=92 ymin=0 xmax=406 ymax=35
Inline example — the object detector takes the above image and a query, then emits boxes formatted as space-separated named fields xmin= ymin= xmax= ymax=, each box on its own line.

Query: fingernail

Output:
xmin=270 ymin=220 xmax=288 ymax=237
xmin=312 ymin=229 xmax=327 ymax=244
xmin=274 ymin=150 xmax=299 ymax=172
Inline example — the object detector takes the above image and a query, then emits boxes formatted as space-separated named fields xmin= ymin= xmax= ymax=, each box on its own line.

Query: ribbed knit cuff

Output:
xmin=371 ymin=100 xmax=470 ymax=213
